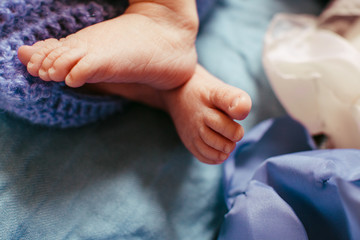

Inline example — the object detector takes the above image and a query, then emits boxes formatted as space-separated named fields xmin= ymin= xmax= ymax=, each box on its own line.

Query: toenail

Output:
xmin=27 ymin=62 xmax=34 ymax=69
xmin=65 ymin=75 xmax=81 ymax=87
xmin=224 ymin=144 xmax=231 ymax=154
xmin=65 ymin=75 xmax=72 ymax=83
xmin=229 ymin=97 xmax=241 ymax=110
xmin=220 ymin=153 xmax=228 ymax=161
xmin=234 ymin=132 xmax=240 ymax=141
xmin=233 ymin=128 xmax=243 ymax=141
xmin=48 ymin=67 xmax=55 ymax=75
xmin=39 ymin=69 xmax=46 ymax=76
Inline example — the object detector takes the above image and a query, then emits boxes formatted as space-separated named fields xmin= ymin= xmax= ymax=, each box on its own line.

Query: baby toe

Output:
xmin=27 ymin=39 xmax=62 ymax=78
xmin=18 ymin=40 xmax=47 ymax=65
xmin=199 ymin=126 xmax=236 ymax=154
xmin=210 ymin=85 xmax=252 ymax=120
xmin=18 ymin=45 xmax=36 ymax=66
xmin=204 ymin=110 xmax=244 ymax=142
xmin=65 ymin=53 xmax=98 ymax=88
xmin=194 ymin=137 xmax=229 ymax=164
xmin=52 ymin=48 xmax=87 ymax=84
xmin=41 ymin=46 xmax=70 ymax=78
xmin=38 ymin=68 xmax=50 ymax=81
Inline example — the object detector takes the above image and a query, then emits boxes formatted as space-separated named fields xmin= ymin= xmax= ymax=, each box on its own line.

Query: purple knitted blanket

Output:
xmin=0 ymin=0 xmax=213 ymax=128
xmin=0 ymin=0 xmax=128 ymax=128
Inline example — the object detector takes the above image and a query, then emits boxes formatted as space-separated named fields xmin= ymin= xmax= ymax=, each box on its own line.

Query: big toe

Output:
xmin=210 ymin=84 xmax=252 ymax=120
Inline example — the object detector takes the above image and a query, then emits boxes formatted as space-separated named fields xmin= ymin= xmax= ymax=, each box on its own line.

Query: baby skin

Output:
xmin=17 ymin=0 xmax=252 ymax=164
xmin=18 ymin=1 xmax=199 ymax=89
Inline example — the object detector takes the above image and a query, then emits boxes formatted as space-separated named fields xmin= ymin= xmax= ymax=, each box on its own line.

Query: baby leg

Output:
xmin=94 ymin=64 xmax=252 ymax=164
xmin=18 ymin=0 xmax=199 ymax=90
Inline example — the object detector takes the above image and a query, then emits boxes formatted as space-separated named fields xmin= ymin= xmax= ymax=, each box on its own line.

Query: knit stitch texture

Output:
xmin=0 ymin=0 xmax=213 ymax=128
xmin=0 ymin=0 xmax=128 ymax=128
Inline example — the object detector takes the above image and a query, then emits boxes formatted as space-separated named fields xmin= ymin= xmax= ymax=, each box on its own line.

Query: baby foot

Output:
xmin=88 ymin=64 xmax=251 ymax=164
xmin=17 ymin=3 xmax=198 ymax=89
xmin=161 ymin=65 xmax=252 ymax=164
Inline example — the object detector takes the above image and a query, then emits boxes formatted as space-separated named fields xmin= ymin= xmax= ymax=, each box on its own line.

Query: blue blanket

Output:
xmin=0 ymin=0 xmax=333 ymax=239
xmin=220 ymin=117 xmax=360 ymax=240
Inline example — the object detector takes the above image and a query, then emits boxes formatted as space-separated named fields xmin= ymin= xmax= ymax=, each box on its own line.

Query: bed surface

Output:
xmin=0 ymin=0 xmax=334 ymax=239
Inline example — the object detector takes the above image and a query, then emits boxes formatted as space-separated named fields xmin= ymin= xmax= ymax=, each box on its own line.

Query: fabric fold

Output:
xmin=221 ymin=116 xmax=360 ymax=239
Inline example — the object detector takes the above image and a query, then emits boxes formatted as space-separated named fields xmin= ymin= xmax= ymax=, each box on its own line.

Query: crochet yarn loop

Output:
xmin=0 ymin=0 xmax=127 ymax=128
xmin=0 ymin=0 xmax=212 ymax=128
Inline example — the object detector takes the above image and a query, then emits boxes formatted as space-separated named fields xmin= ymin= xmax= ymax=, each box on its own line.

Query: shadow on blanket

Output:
xmin=0 ymin=103 xmax=226 ymax=239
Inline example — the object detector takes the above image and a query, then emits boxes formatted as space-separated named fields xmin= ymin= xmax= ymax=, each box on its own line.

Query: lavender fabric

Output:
xmin=0 ymin=0 xmax=213 ymax=128
xmin=220 ymin=117 xmax=315 ymax=240
xmin=220 ymin=116 xmax=360 ymax=240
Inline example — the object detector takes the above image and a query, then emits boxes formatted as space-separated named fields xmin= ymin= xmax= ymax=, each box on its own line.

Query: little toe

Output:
xmin=210 ymin=84 xmax=252 ymax=120
xmin=51 ymin=48 xmax=86 ymax=83
xmin=18 ymin=45 xmax=37 ymax=65
xmin=199 ymin=126 xmax=236 ymax=154
xmin=194 ymin=137 xmax=229 ymax=164
xmin=204 ymin=109 xmax=244 ymax=142
xmin=17 ymin=40 xmax=47 ymax=65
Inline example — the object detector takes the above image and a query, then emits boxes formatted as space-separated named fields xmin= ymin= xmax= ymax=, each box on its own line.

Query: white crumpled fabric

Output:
xmin=263 ymin=8 xmax=360 ymax=148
